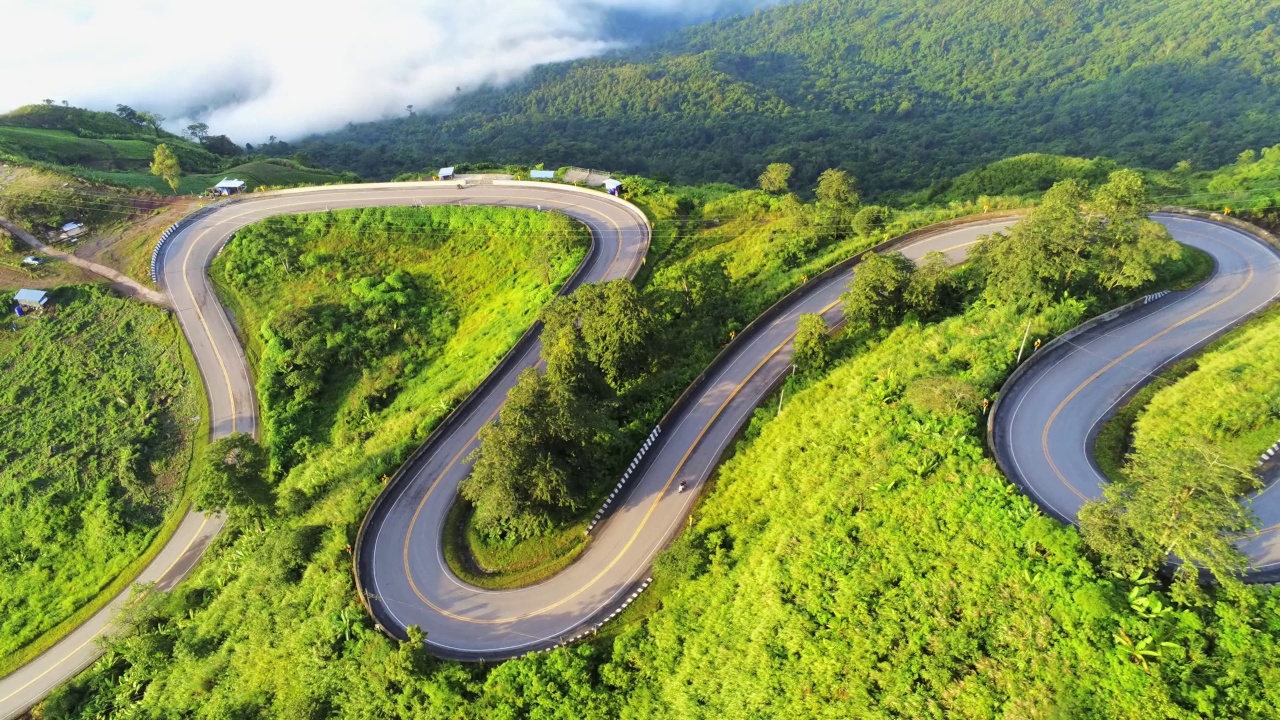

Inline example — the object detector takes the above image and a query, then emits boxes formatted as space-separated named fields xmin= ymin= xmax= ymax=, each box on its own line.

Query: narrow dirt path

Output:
xmin=1 ymin=217 xmax=170 ymax=307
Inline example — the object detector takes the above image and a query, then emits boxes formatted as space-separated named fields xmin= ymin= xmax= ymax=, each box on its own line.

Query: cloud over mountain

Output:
xmin=4 ymin=0 xmax=784 ymax=142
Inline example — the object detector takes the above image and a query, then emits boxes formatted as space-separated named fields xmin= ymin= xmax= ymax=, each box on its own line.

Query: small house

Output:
xmin=603 ymin=179 xmax=623 ymax=196
xmin=14 ymin=288 xmax=49 ymax=314
xmin=213 ymin=178 xmax=247 ymax=196
xmin=530 ymin=170 xmax=555 ymax=180
xmin=438 ymin=166 xmax=456 ymax=181
xmin=59 ymin=221 xmax=87 ymax=241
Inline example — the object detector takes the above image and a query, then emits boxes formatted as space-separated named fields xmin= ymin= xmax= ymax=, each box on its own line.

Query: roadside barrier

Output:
xmin=1143 ymin=290 xmax=1171 ymax=304
xmin=149 ymin=201 xmax=235 ymax=284
xmin=545 ymin=577 xmax=653 ymax=653
xmin=586 ymin=427 xmax=662 ymax=534
xmin=1261 ymin=440 xmax=1280 ymax=467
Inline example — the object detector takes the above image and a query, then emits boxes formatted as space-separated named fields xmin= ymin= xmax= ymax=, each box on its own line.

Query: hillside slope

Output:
xmin=293 ymin=0 xmax=1280 ymax=194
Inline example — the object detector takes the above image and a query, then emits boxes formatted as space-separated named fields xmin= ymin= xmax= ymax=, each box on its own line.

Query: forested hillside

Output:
xmin=291 ymin=0 xmax=1280 ymax=193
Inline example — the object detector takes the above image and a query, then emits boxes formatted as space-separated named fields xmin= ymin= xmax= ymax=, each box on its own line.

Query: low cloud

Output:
xmin=4 ymin=0 xmax=786 ymax=143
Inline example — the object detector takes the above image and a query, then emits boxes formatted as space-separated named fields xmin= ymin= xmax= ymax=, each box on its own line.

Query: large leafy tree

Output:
xmin=149 ymin=143 xmax=182 ymax=194
xmin=461 ymin=368 xmax=606 ymax=541
xmin=841 ymin=251 xmax=916 ymax=331
xmin=972 ymin=171 xmax=1180 ymax=306
xmin=193 ymin=433 xmax=272 ymax=517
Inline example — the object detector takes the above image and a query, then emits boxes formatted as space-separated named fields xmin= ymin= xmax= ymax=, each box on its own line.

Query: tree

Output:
xmin=407 ymin=104 xmax=415 ymax=116
xmin=42 ymin=98 xmax=54 ymax=106
xmin=904 ymin=251 xmax=958 ymax=320
xmin=792 ymin=313 xmax=830 ymax=372
xmin=150 ymin=144 xmax=182 ymax=193
xmin=193 ymin=433 xmax=273 ymax=517
xmin=201 ymin=134 xmax=244 ymax=157
xmin=575 ymin=280 xmax=653 ymax=390
xmin=137 ymin=111 xmax=165 ymax=136
xmin=543 ymin=279 xmax=653 ymax=392
xmin=461 ymin=368 xmax=605 ymax=541
xmin=815 ymin=168 xmax=859 ymax=208
xmin=758 ymin=163 xmax=794 ymax=194
xmin=1080 ymin=437 xmax=1259 ymax=585
xmin=853 ymin=205 xmax=891 ymax=237
xmin=185 ymin=122 xmax=210 ymax=141
xmin=814 ymin=168 xmax=860 ymax=242
xmin=971 ymin=179 xmax=1092 ymax=306
xmin=1091 ymin=170 xmax=1180 ymax=291
xmin=841 ymin=252 xmax=916 ymax=331
xmin=115 ymin=104 xmax=141 ymax=124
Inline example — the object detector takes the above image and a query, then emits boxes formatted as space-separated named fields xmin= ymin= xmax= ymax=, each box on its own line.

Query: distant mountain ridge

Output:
xmin=291 ymin=0 xmax=1280 ymax=194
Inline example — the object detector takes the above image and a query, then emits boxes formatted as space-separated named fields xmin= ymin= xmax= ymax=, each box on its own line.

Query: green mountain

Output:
xmin=292 ymin=0 xmax=1280 ymax=194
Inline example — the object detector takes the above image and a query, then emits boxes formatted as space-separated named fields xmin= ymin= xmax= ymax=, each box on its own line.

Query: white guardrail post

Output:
xmin=586 ymin=427 xmax=661 ymax=534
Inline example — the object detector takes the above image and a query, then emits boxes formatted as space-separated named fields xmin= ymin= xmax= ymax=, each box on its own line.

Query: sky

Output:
xmin=3 ymin=0 xmax=785 ymax=143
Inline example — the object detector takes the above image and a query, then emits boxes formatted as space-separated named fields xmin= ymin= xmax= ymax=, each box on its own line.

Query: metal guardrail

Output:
xmin=149 ymin=201 xmax=237 ymax=284
xmin=586 ymin=427 xmax=661 ymax=533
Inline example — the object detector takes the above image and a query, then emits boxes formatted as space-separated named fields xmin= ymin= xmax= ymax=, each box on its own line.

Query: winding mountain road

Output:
xmin=4 ymin=187 xmax=1278 ymax=716
xmin=990 ymin=213 xmax=1280 ymax=572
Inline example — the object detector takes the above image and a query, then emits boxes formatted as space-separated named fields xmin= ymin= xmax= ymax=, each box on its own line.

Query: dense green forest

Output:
xmin=0 ymin=286 xmax=201 ymax=672
xmin=289 ymin=0 xmax=1280 ymax=195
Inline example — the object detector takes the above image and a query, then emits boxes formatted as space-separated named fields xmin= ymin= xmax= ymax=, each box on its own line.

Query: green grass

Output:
xmin=0 ymin=286 xmax=203 ymax=668
xmin=443 ymin=501 xmax=591 ymax=590
xmin=76 ymin=160 xmax=351 ymax=196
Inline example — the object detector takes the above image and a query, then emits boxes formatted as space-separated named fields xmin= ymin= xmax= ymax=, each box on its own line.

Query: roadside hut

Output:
xmin=438 ymin=166 xmax=456 ymax=180
xmin=59 ymin=222 xmax=87 ymax=241
xmin=14 ymin=288 xmax=49 ymax=315
xmin=213 ymin=178 xmax=247 ymax=196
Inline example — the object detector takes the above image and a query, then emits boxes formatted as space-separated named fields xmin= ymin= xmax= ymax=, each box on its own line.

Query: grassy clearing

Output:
xmin=0 ymin=286 xmax=202 ymax=669
xmin=77 ymin=159 xmax=353 ymax=196
xmin=443 ymin=501 xmax=591 ymax=590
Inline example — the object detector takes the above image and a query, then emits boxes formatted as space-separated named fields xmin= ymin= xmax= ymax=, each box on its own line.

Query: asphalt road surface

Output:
xmin=359 ymin=215 xmax=1020 ymax=659
xmin=991 ymin=214 xmax=1280 ymax=572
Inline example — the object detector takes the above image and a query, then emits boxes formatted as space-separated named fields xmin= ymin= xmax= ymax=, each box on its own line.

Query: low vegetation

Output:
xmin=37 ymin=159 xmax=1280 ymax=719
xmin=0 ymin=286 xmax=202 ymax=670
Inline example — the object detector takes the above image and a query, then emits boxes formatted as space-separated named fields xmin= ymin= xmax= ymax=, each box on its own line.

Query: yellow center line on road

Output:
xmin=1040 ymin=257 xmax=1256 ymax=500
xmin=0 ymin=515 xmax=213 ymax=705
xmin=401 ymin=296 xmax=841 ymax=624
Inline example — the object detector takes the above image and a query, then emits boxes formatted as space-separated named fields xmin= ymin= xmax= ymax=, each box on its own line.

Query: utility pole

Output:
xmin=1016 ymin=318 xmax=1033 ymax=364
xmin=778 ymin=364 xmax=797 ymax=415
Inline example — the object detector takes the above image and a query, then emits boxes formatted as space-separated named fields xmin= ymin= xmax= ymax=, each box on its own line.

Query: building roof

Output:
xmin=530 ymin=170 xmax=555 ymax=179
xmin=60 ymin=221 xmax=84 ymax=232
xmin=439 ymin=166 xmax=456 ymax=177
xmin=15 ymin=288 xmax=48 ymax=305
xmin=214 ymin=178 xmax=246 ymax=189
